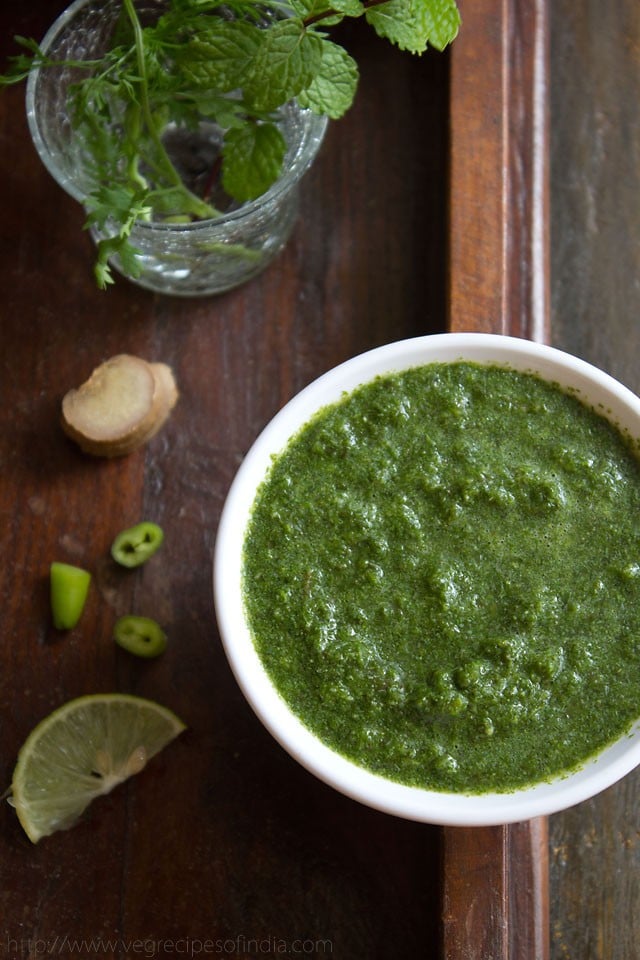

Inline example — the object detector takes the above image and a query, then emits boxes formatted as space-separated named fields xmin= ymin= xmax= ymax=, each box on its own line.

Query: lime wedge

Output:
xmin=10 ymin=693 xmax=186 ymax=842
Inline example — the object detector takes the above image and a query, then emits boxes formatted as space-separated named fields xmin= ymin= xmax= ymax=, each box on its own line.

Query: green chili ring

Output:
xmin=114 ymin=615 xmax=167 ymax=658
xmin=111 ymin=521 xmax=164 ymax=568
xmin=50 ymin=562 xmax=92 ymax=630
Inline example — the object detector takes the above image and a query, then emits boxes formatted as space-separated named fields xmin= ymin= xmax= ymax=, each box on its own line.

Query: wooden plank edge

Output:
xmin=441 ymin=818 xmax=550 ymax=959
xmin=447 ymin=0 xmax=550 ymax=343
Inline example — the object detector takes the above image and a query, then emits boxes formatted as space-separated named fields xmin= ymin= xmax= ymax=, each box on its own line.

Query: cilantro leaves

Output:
xmin=2 ymin=0 xmax=460 ymax=288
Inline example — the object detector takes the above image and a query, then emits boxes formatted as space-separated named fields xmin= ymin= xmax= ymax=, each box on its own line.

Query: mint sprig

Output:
xmin=222 ymin=122 xmax=288 ymax=201
xmin=1 ymin=0 xmax=460 ymax=288
xmin=366 ymin=0 xmax=461 ymax=53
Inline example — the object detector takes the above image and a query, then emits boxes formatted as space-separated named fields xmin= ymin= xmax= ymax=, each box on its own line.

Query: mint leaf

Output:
xmin=290 ymin=0 xmax=364 ymax=17
xmin=2 ymin=0 xmax=460 ymax=290
xmin=417 ymin=0 xmax=461 ymax=51
xmin=328 ymin=0 xmax=365 ymax=15
xmin=190 ymin=94 xmax=248 ymax=128
xmin=178 ymin=21 xmax=261 ymax=92
xmin=298 ymin=40 xmax=359 ymax=119
xmin=222 ymin=122 xmax=287 ymax=201
xmin=366 ymin=0 xmax=460 ymax=54
xmin=289 ymin=0 xmax=332 ymax=14
xmin=245 ymin=20 xmax=323 ymax=111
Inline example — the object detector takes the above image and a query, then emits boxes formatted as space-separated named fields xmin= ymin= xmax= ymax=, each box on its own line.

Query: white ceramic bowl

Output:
xmin=213 ymin=333 xmax=640 ymax=825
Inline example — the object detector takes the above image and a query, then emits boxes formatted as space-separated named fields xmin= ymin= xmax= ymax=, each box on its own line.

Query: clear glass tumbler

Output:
xmin=25 ymin=0 xmax=329 ymax=296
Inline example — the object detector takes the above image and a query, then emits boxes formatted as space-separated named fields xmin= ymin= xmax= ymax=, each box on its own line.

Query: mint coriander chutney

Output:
xmin=242 ymin=362 xmax=640 ymax=794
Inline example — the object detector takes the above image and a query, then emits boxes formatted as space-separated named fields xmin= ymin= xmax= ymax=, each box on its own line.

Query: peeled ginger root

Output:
xmin=61 ymin=354 xmax=179 ymax=457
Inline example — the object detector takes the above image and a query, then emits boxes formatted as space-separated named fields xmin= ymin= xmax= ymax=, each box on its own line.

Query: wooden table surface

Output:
xmin=0 ymin=1 xmax=638 ymax=958
xmin=549 ymin=3 xmax=640 ymax=958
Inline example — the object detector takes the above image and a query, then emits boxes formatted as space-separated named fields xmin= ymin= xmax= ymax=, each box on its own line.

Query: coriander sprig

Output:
xmin=1 ymin=0 xmax=460 ymax=288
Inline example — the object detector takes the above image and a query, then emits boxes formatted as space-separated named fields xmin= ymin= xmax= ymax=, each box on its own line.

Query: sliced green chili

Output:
xmin=113 ymin=615 xmax=167 ymax=658
xmin=111 ymin=521 xmax=164 ymax=568
xmin=50 ymin=562 xmax=91 ymax=630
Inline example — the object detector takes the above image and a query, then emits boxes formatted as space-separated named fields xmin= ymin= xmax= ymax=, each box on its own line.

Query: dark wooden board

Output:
xmin=0 ymin=2 xmax=449 ymax=956
xmin=548 ymin=2 xmax=640 ymax=958
xmin=2 ymin=0 xmax=637 ymax=957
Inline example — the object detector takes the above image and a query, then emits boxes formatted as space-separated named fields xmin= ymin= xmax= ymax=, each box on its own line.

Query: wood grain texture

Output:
xmin=548 ymin=2 xmax=640 ymax=958
xmin=443 ymin=1 xmax=550 ymax=957
xmin=4 ymin=0 xmax=637 ymax=957
xmin=442 ymin=820 xmax=550 ymax=960
xmin=0 ymin=4 xmax=450 ymax=957
xmin=448 ymin=0 xmax=549 ymax=342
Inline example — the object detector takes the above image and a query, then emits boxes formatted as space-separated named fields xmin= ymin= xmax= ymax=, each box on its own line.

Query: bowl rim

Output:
xmin=213 ymin=332 xmax=640 ymax=825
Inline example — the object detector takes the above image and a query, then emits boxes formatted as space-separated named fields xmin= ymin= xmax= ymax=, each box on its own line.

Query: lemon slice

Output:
xmin=10 ymin=693 xmax=186 ymax=842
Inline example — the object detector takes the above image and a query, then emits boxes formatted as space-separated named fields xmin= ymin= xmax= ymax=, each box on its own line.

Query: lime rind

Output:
xmin=11 ymin=693 xmax=186 ymax=843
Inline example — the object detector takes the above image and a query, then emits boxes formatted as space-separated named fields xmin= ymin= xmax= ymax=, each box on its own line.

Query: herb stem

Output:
xmin=121 ymin=0 xmax=217 ymax=219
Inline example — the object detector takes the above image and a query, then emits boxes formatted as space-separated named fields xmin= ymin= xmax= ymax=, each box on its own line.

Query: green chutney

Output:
xmin=242 ymin=362 xmax=640 ymax=793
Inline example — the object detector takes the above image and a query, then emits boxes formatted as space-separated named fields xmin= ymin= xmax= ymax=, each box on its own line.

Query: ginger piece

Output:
xmin=61 ymin=354 xmax=179 ymax=457
xmin=146 ymin=362 xmax=180 ymax=440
